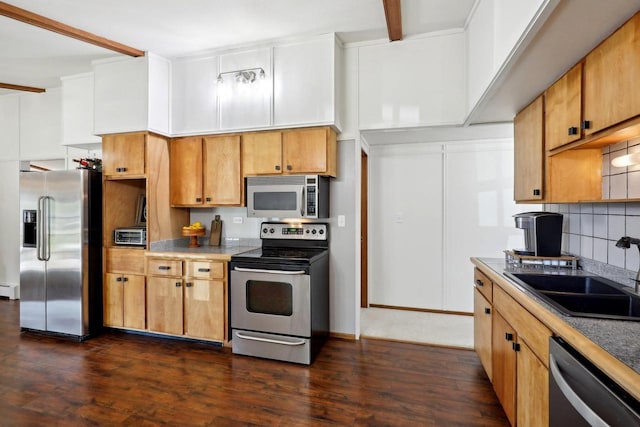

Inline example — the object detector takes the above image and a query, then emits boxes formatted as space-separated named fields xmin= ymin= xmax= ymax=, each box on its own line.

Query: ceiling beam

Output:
xmin=0 ymin=1 xmax=144 ymax=57
xmin=382 ymin=0 xmax=403 ymax=41
xmin=0 ymin=82 xmax=45 ymax=93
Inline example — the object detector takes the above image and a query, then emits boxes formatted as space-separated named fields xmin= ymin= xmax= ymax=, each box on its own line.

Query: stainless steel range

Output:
xmin=230 ymin=222 xmax=329 ymax=365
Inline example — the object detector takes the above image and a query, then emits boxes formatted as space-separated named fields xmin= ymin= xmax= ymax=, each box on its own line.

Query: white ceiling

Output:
xmin=0 ymin=0 xmax=475 ymax=91
xmin=1 ymin=0 xmax=639 ymax=132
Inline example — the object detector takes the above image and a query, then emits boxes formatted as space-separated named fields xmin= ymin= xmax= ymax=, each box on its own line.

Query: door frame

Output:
xmin=360 ymin=149 xmax=369 ymax=308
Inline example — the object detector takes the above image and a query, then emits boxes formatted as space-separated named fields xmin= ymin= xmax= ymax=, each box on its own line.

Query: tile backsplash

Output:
xmin=601 ymin=137 xmax=640 ymax=199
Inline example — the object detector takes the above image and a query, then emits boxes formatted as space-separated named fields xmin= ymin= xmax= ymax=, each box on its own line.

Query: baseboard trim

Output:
xmin=368 ymin=304 xmax=472 ymax=316
xmin=329 ymin=332 xmax=356 ymax=340
xmin=360 ymin=334 xmax=474 ymax=351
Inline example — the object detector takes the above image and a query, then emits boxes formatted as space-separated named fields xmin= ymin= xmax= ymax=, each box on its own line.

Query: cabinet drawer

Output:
xmin=185 ymin=260 xmax=225 ymax=280
xmin=147 ymin=258 xmax=183 ymax=277
xmin=106 ymin=248 xmax=146 ymax=274
xmin=474 ymin=268 xmax=493 ymax=302
xmin=494 ymin=285 xmax=552 ymax=366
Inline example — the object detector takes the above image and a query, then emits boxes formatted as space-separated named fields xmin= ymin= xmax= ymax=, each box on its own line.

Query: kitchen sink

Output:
xmin=504 ymin=272 xmax=640 ymax=321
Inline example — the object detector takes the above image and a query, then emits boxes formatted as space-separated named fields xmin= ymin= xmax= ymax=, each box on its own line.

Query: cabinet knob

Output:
xmin=475 ymin=279 xmax=483 ymax=287
xmin=116 ymin=277 xmax=122 ymax=282
xmin=186 ymin=282 xmax=192 ymax=288
xmin=505 ymin=332 xmax=514 ymax=341
xmin=533 ymin=189 xmax=541 ymax=196
xmin=195 ymin=197 xmax=202 ymax=203
xmin=175 ymin=282 xmax=182 ymax=287
xmin=512 ymin=342 xmax=521 ymax=352
xmin=581 ymin=120 xmax=591 ymax=130
xmin=484 ymin=307 xmax=491 ymax=314
xmin=568 ymin=126 xmax=578 ymax=136
xmin=275 ymin=165 xmax=281 ymax=171
xmin=286 ymin=165 xmax=292 ymax=171
xmin=122 ymin=277 xmax=128 ymax=282
xmin=205 ymin=197 xmax=212 ymax=202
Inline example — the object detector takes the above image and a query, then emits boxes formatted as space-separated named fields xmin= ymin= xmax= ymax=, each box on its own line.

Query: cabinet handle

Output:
xmin=197 ymin=268 xmax=210 ymax=272
xmin=186 ymin=282 xmax=192 ymax=288
xmin=122 ymin=277 xmax=128 ymax=282
xmin=512 ymin=342 xmax=521 ymax=352
xmin=286 ymin=165 xmax=292 ymax=171
xmin=116 ymin=277 xmax=122 ymax=282
xmin=567 ymin=126 xmax=578 ymax=136
xmin=533 ymin=189 xmax=541 ymax=196
xmin=175 ymin=282 xmax=182 ymax=287
xmin=205 ymin=197 xmax=212 ymax=202
xmin=158 ymin=266 xmax=171 ymax=271
xmin=116 ymin=167 xmax=127 ymax=173
xmin=195 ymin=197 xmax=202 ymax=202
xmin=484 ymin=307 xmax=491 ymax=314
xmin=505 ymin=332 xmax=514 ymax=341
xmin=581 ymin=120 xmax=591 ymax=130
xmin=475 ymin=279 xmax=484 ymax=287
xmin=275 ymin=165 xmax=281 ymax=171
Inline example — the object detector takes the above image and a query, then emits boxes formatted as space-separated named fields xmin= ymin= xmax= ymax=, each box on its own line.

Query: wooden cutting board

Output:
xmin=209 ymin=215 xmax=222 ymax=246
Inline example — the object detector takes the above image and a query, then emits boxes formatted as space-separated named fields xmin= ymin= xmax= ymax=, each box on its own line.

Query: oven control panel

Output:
xmin=260 ymin=222 xmax=327 ymax=240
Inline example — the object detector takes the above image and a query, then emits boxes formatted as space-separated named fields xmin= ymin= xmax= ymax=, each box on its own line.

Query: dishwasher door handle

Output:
xmin=549 ymin=354 xmax=609 ymax=427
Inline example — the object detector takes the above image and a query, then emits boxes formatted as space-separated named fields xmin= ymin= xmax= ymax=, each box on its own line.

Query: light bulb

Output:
xmin=611 ymin=151 xmax=640 ymax=167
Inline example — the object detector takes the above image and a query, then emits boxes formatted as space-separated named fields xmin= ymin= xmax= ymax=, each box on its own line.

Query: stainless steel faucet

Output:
xmin=615 ymin=236 xmax=640 ymax=293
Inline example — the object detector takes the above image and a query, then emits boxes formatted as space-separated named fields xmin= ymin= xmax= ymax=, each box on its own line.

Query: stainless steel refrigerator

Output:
xmin=19 ymin=169 xmax=102 ymax=339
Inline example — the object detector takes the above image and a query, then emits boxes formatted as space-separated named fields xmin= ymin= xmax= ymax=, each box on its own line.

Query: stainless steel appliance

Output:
xmin=513 ymin=211 xmax=563 ymax=256
xmin=549 ymin=337 xmax=640 ymax=426
xmin=19 ymin=169 xmax=103 ymax=340
xmin=114 ymin=227 xmax=147 ymax=246
xmin=230 ymin=222 xmax=329 ymax=364
xmin=246 ymin=175 xmax=329 ymax=219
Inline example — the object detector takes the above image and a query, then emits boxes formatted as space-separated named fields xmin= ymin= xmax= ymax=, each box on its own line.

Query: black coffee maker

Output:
xmin=513 ymin=212 xmax=563 ymax=257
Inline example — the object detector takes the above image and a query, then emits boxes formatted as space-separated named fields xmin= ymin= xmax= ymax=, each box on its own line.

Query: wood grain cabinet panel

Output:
xmin=474 ymin=288 xmax=493 ymax=382
xmin=492 ymin=311 xmax=517 ymax=426
xmin=514 ymin=96 xmax=544 ymax=202
xmin=184 ymin=279 xmax=225 ymax=341
xmin=102 ymin=132 xmax=146 ymax=177
xmin=583 ymin=12 xmax=640 ymax=135
xmin=203 ymin=135 xmax=242 ymax=205
xmin=104 ymin=273 xmax=145 ymax=330
xmin=545 ymin=63 xmax=582 ymax=150
xmin=170 ymin=137 xmax=203 ymax=206
xmin=282 ymin=127 xmax=336 ymax=176
xmin=147 ymin=276 xmax=184 ymax=335
xmin=517 ymin=340 xmax=549 ymax=427
xmin=242 ymin=131 xmax=283 ymax=175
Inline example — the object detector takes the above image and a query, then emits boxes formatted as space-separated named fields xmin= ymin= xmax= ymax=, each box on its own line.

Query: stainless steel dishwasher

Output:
xmin=549 ymin=337 xmax=640 ymax=426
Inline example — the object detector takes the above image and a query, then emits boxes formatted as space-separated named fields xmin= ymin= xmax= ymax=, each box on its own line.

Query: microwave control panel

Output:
xmin=260 ymin=222 xmax=327 ymax=241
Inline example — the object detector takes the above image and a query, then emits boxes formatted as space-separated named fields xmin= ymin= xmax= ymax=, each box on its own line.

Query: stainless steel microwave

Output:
xmin=246 ymin=175 xmax=329 ymax=219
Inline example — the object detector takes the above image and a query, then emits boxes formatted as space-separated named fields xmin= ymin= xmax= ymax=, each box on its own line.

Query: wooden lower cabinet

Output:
xmin=146 ymin=257 xmax=227 ymax=342
xmin=517 ymin=340 xmax=549 ymax=427
xmin=492 ymin=311 xmax=517 ymax=426
xmin=474 ymin=288 xmax=493 ymax=381
xmin=104 ymin=273 xmax=146 ymax=329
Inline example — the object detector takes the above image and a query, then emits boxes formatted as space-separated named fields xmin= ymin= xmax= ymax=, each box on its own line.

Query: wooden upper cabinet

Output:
xmin=242 ymin=131 xmax=283 ymax=175
xmin=282 ymin=127 xmax=337 ymax=176
xmin=514 ymin=96 xmax=544 ymax=202
xmin=583 ymin=12 xmax=640 ymax=135
xmin=203 ymin=135 xmax=242 ymax=205
xmin=170 ymin=137 xmax=203 ymax=206
xmin=545 ymin=63 xmax=582 ymax=150
xmin=102 ymin=132 xmax=146 ymax=177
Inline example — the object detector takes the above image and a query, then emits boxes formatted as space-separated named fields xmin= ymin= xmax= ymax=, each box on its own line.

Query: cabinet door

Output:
xmin=19 ymin=88 xmax=66 ymax=160
xmin=170 ymin=137 xmax=203 ymax=206
xmin=514 ymin=96 xmax=544 ymax=201
xmin=282 ymin=127 xmax=337 ymax=176
xmin=102 ymin=133 xmax=146 ymax=177
xmin=545 ymin=63 xmax=582 ymax=150
xmin=104 ymin=273 xmax=124 ymax=327
xmin=583 ymin=13 xmax=640 ymax=135
xmin=123 ymin=274 xmax=146 ymax=330
xmin=203 ymin=135 xmax=242 ymax=205
xmin=492 ymin=311 xmax=517 ymax=427
xmin=147 ymin=276 xmax=184 ymax=335
xmin=474 ymin=289 xmax=492 ymax=381
xmin=171 ymin=57 xmax=219 ymax=135
xmin=184 ymin=279 xmax=224 ymax=341
xmin=517 ymin=340 xmax=549 ymax=427
xmin=61 ymin=73 xmax=101 ymax=146
xmin=242 ymin=131 xmax=282 ymax=175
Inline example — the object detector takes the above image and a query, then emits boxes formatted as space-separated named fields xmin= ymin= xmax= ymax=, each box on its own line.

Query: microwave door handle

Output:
xmin=300 ymin=187 xmax=305 ymax=217
xmin=233 ymin=267 xmax=306 ymax=275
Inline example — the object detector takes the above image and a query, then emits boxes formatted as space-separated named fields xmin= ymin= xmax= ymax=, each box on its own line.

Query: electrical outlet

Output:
xmin=233 ymin=217 xmax=244 ymax=224
xmin=338 ymin=215 xmax=346 ymax=227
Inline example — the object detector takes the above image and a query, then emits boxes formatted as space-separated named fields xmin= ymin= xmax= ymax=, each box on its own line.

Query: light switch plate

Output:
xmin=233 ymin=217 xmax=243 ymax=224
xmin=338 ymin=215 xmax=346 ymax=227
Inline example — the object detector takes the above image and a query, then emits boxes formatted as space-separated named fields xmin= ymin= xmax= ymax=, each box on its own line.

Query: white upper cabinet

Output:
xmin=61 ymin=73 xmax=101 ymax=147
xmin=19 ymin=88 xmax=66 ymax=161
xmin=93 ymin=53 xmax=170 ymax=136
xmin=171 ymin=56 xmax=219 ymax=135
xmin=0 ymin=95 xmax=20 ymax=161
xmin=358 ymin=31 xmax=466 ymax=130
xmin=218 ymin=48 xmax=272 ymax=131
xmin=273 ymin=34 xmax=341 ymax=129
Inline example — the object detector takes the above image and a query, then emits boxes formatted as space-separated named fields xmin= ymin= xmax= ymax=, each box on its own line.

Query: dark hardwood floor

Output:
xmin=0 ymin=299 xmax=508 ymax=426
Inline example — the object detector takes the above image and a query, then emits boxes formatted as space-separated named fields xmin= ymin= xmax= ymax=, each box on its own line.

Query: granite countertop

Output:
xmin=147 ymin=238 xmax=259 ymax=261
xmin=476 ymin=258 xmax=640 ymax=375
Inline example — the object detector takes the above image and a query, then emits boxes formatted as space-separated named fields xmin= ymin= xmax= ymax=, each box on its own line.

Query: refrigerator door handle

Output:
xmin=37 ymin=196 xmax=51 ymax=261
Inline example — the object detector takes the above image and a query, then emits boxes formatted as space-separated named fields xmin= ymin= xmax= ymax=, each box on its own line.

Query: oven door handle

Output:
xmin=235 ymin=331 xmax=306 ymax=346
xmin=233 ymin=267 xmax=306 ymax=275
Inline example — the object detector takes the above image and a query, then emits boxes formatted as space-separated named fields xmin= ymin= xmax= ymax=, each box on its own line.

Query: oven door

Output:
xmin=231 ymin=266 xmax=311 ymax=337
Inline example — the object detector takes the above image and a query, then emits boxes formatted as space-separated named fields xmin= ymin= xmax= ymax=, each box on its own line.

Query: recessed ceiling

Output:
xmin=0 ymin=0 xmax=475 ymax=93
